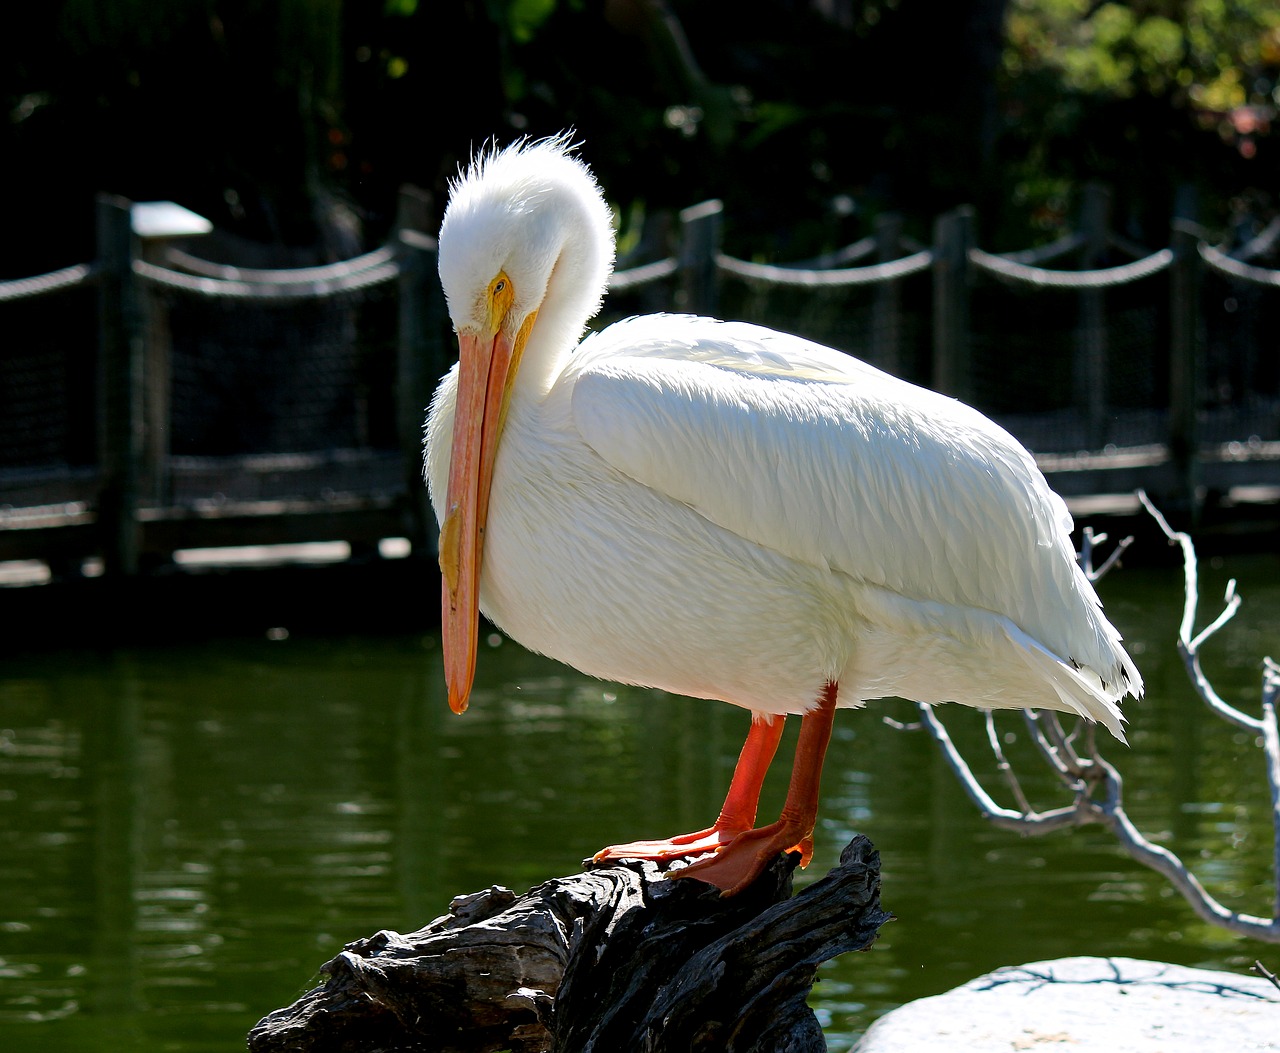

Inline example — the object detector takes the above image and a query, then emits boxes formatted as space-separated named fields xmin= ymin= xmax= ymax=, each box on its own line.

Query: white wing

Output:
xmin=568 ymin=315 xmax=1140 ymax=699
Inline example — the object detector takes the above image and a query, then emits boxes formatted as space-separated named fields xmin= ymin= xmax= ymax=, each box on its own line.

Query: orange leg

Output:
xmin=592 ymin=712 xmax=786 ymax=862
xmin=673 ymin=680 xmax=839 ymax=896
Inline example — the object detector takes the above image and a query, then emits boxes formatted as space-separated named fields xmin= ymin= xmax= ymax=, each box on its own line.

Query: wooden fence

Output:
xmin=2 ymin=184 xmax=1278 ymax=580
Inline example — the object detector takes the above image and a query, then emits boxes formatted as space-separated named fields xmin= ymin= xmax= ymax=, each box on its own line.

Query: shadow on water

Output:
xmin=1 ymin=551 xmax=1278 ymax=1051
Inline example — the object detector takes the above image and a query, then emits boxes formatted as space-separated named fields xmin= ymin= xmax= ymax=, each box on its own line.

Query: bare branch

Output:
xmin=1253 ymin=960 xmax=1280 ymax=993
xmin=1022 ymin=710 xmax=1080 ymax=785
xmin=916 ymin=704 xmax=1084 ymax=834
xmin=1091 ymin=755 xmax=1278 ymax=941
xmin=899 ymin=496 xmax=1280 ymax=943
xmin=985 ymin=711 xmax=1035 ymax=814
xmin=1137 ymin=490 xmax=1198 ymax=640
xmin=1188 ymin=578 xmax=1240 ymax=652
xmin=1081 ymin=526 xmax=1134 ymax=583
xmin=1261 ymin=660 xmax=1280 ymax=922
xmin=1079 ymin=526 xmax=1101 ymax=579
xmin=1040 ymin=711 xmax=1086 ymax=775
xmin=1137 ymin=490 xmax=1264 ymax=733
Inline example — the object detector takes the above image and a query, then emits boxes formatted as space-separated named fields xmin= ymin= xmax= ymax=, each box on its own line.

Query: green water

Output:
xmin=2 ymin=552 xmax=1278 ymax=1051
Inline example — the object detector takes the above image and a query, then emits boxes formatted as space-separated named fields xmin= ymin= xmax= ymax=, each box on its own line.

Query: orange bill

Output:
xmin=439 ymin=327 xmax=516 ymax=714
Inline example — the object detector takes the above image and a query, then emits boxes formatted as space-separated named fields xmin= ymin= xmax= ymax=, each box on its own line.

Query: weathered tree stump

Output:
xmin=247 ymin=835 xmax=890 ymax=1053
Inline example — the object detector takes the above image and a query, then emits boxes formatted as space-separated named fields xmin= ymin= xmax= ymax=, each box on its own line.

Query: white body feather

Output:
xmin=425 ymin=139 xmax=1141 ymax=737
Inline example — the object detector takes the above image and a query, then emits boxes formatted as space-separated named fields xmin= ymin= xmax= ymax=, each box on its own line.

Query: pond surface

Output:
xmin=2 ymin=550 xmax=1278 ymax=1051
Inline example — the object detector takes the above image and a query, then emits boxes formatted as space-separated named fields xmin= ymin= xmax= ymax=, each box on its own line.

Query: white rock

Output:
xmin=854 ymin=956 xmax=1280 ymax=1052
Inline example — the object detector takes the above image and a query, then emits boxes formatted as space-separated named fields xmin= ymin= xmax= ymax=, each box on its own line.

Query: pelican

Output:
xmin=424 ymin=135 xmax=1142 ymax=896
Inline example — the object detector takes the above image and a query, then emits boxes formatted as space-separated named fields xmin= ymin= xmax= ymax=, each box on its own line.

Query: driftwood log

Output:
xmin=248 ymin=835 xmax=890 ymax=1053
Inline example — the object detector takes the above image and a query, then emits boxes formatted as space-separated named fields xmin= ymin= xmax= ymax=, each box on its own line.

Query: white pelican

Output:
xmin=424 ymin=135 xmax=1142 ymax=896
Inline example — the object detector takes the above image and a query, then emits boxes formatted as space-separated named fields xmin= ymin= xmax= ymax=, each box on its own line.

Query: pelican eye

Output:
xmin=486 ymin=271 xmax=515 ymax=332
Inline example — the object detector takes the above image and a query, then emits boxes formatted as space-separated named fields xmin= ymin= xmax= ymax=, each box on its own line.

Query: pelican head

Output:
xmin=434 ymin=136 xmax=615 ymax=715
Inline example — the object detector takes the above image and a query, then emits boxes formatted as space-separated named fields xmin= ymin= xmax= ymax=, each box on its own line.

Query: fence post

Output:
xmin=1076 ymin=182 xmax=1111 ymax=449
xmin=95 ymin=194 xmax=144 ymax=578
xmin=396 ymin=185 xmax=446 ymax=560
xmin=932 ymin=206 xmax=974 ymax=401
xmin=872 ymin=212 xmax=903 ymax=376
xmin=130 ymin=202 xmax=212 ymax=515
xmin=1169 ymin=219 xmax=1203 ymax=520
xmin=678 ymin=199 xmax=722 ymax=317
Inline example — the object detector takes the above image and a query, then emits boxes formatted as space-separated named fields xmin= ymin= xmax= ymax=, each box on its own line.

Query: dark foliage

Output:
xmin=3 ymin=1 xmax=1278 ymax=281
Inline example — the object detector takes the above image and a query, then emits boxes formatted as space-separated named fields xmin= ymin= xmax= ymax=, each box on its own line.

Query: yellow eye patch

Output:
xmin=486 ymin=271 xmax=515 ymax=332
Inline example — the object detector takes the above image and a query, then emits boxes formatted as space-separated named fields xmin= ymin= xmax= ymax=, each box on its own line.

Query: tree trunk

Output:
xmin=247 ymin=835 xmax=890 ymax=1053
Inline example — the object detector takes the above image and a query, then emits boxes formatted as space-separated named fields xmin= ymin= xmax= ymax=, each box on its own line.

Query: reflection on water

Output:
xmin=1 ymin=553 xmax=1278 ymax=1051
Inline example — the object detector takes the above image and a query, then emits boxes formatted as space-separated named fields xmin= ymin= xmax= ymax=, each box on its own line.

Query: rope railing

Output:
xmin=0 ymin=261 xmax=100 ymax=303
xmin=784 ymin=235 xmax=879 ymax=270
xmin=715 ymin=247 xmax=934 ymax=288
xmin=1108 ymin=230 xmax=1157 ymax=260
xmin=5 ymin=187 xmax=1280 ymax=580
xmin=7 ymin=207 xmax=1280 ymax=310
xmin=10 ymin=213 xmax=1277 ymax=313
xmin=398 ymin=228 xmax=436 ymax=253
xmin=1234 ymin=215 xmax=1280 ymax=262
xmin=608 ymin=256 xmax=679 ymax=292
xmin=1199 ymin=242 xmax=1280 ymax=288
xmin=968 ymin=245 xmax=1174 ymax=289
xmin=134 ymin=254 xmax=402 ymax=300
xmin=164 ymin=244 xmax=398 ymax=283
xmin=998 ymin=231 xmax=1087 ymax=267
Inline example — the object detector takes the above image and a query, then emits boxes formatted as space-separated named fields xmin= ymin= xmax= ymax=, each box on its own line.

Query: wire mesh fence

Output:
xmin=164 ymin=283 xmax=395 ymax=458
xmin=1201 ymin=252 xmax=1280 ymax=446
xmin=0 ymin=283 xmax=99 ymax=474
xmin=2 ymin=186 xmax=1278 ymax=577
